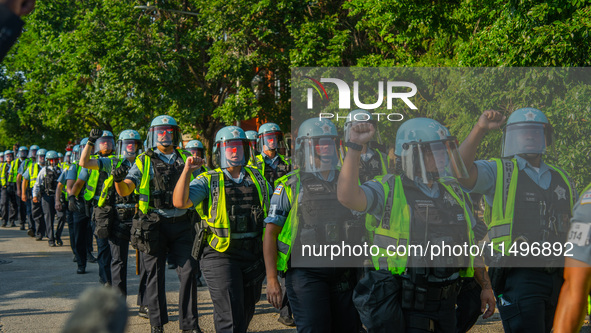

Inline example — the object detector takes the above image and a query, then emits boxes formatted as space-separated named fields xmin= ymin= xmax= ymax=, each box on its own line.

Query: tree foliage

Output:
xmin=1 ymin=0 xmax=590 ymax=187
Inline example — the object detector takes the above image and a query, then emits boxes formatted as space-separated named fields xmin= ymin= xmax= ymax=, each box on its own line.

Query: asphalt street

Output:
xmin=0 ymin=223 xmax=555 ymax=333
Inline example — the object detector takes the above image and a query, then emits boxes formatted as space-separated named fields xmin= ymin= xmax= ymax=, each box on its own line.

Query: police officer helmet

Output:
xmin=257 ymin=123 xmax=285 ymax=155
xmin=45 ymin=150 xmax=59 ymax=167
xmin=3 ymin=150 xmax=14 ymax=162
xmin=245 ymin=130 xmax=259 ymax=156
xmin=72 ymin=144 xmax=81 ymax=163
xmin=29 ymin=144 xmax=40 ymax=159
xmin=64 ymin=151 xmax=72 ymax=164
xmin=185 ymin=140 xmax=206 ymax=164
xmin=295 ymin=118 xmax=340 ymax=173
xmin=80 ymin=138 xmax=89 ymax=152
xmin=18 ymin=146 xmax=28 ymax=159
xmin=37 ymin=149 xmax=48 ymax=166
xmin=395 ymin=118 xmax=468 ymax=184
xmin=213 ymin=126 xmax=250 ymax=169
xmin=0 ymin=152 xmax=4 ymax=162
xmin=147 ymin=115 xmax=181 ymax=149
xmin=116 ymin=129 xmax=142 ymax=160
xmin=94 ymin=130 xmax=115 ymax=156
xmin=502 ymin=107 xmax=553 ymax=158
xmin=58 ymin=152 xmax=64 ymax=162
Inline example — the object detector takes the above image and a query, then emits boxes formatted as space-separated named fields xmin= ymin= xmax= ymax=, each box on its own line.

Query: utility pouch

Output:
xmin=130 ymin=211 xmax=161 ymax=255
xmin=93 ymin=205 xmax=113 ymax=239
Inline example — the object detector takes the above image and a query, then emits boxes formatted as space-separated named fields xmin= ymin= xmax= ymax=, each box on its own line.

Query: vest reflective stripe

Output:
xmin=84 ymin=155 xmax=111 ymax=201
xmin=274 ymin=170 xmax=301 ymax=272
xmin=136 ymin=149 xmax=190 ymax=214
xmin=488 ymin=158 xmax=574 ymax=254
xmin=0 ymin=162 xmax=8 ymax=186
xmin=372 ymin=175 xmax=475 ymax=277
xmin=204 ymin=166 xmax=268 ymax=252
xmin=8 ymin=160 xmax=21 ymax=183
xmin=28 ymin=163 xmax=40 ymax=188
xmin=97 ymin=158 xmax=123 ymax=207
xmin=194 ymin=167 xmax=210 ymax=218
xmin=365 ymin=150 xmax=389 ymax=233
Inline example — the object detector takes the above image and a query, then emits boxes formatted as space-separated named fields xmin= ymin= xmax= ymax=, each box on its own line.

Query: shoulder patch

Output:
xmin=581 ymin=190 xmax=591 ymax=205
xmin=568 ymin=222 xmax=591 ymax=246
xmin=274 ymin=184 xmax=284 ymax=195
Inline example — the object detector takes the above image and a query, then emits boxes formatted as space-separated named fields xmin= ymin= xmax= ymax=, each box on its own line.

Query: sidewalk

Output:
xmin=0 ymin=225 xmax=508 ymax=332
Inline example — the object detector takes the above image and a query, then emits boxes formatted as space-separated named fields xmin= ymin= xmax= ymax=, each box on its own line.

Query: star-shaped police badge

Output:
xmin=129 ymin=132 xmax=135 ymax=138
xmin=436 ymin=127 xmax=447 ymax=140
xmin=554 ymin=185 xmax=567 ymax=200
xmin=524 ymin=110 xmax=536 ymax=121
xmin=370 ymin=159 xmax=379 ymax=169
xmin=321 ymin=124 xmax=332 ymax=134
xmin=231 ymin=129 xmax=240 ymax=138
xmin=161 ymin=117 xmax=170 ymax=124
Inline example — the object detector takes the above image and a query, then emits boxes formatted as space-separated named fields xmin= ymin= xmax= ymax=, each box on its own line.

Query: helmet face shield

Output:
xmin=217 ymin=139 xmax=249 ymax=169
xmin=147 ymin=125 xmax=181 ymax=149
xmin=502 ymin=122 xmax=552 ymax=158
xmin=94 ymin=136 xmax=115 ymax=155
xmin=18 ymin=150 xmax=28 ymax=159
xmin=296 ymin=137 xmax=341 ymax=173
xmin=187 ymin=147 xmax=204 ymax=159
xmin=37 ymin=155 xmax=46 ymax=166
xmin=117 ymin=139 xmax=140 ymax=160
xmin=400 ymin=138 xmax=468 ymax=184
xmin=258 ymin=131 xmax=285 ymax=153
xmin=47 ymin=158 xmax=59 ymax=167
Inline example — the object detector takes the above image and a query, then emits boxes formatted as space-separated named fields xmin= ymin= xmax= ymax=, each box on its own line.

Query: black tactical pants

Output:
xmin=142 ymin=213 xmax=199 ymax=330
xmin=496 ymin=268 xmax=563 ymax=333
xmin=456 ymin=278 xmax=483 ymax=333
xmin=1 ymin=185 xmax=18 ymax=224
xmin=41 ymin=195 xmax=64 ymax=244
xmin=32 ymin=197 xmax=45 ymax=238
xmin=285 ymin=267 xmax=361 ymax=333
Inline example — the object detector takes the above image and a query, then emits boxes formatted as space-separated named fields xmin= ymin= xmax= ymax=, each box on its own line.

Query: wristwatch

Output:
xmin=345 ymin=141 xmax=363 ymax=151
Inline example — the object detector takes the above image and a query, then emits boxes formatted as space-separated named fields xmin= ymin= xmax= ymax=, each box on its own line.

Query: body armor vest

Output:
xmin=296 ymin=172 xmax=358 ymax=246
xmin=147 ymin=150 xmax=184 ymax=210
xmin=401 ymin=177 xmax=469 ymax=280
xmin=224 ymin=173 xmax=262 ymax=234
xmin=263 ymin=158 xmax=290 ymax=187
xmin=359 ymin=150 xmax=387 ymax=183
xmin=42 ymin=167 xmax=61 ymax=196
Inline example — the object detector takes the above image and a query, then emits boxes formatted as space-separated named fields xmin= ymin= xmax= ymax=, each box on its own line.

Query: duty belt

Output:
xmin=426 ymin=281 xmax=460 ymax=301
xmin=159 ymin=212 xmax=189 ymax=224
xmin=230 ymin=231 xmax=262 ymax=239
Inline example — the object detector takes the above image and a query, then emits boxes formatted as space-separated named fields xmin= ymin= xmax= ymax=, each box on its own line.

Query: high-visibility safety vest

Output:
xmin=364 ymin=174 xmax=475 ymax=277
xmin=8 ymin=159 xmax=25 ymax=183
xmin=0 ymin=162 xmax=7 ymax=186
xmin=201 ymin=166 xmax=269 ymax=253
xmin=135 ymin=148 xmax=192 ymax=214
xmin=97 ymin=158 xmax=124 ymax=207
xmin=487 ymin=158 xmax=575 ymax=254
xmin=27 ymin=163 xmax=40 ymax=188
xmin=193 ymin=166 xmax=210 ymax=218
xmin=255 ymin=153 xmax=291 ymax=186
xmin=84 ymin=155 xmax=117 ymax=201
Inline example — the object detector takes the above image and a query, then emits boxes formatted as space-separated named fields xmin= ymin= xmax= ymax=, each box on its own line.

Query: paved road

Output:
xmin=0 ymin=224 xmax=522 ymax=332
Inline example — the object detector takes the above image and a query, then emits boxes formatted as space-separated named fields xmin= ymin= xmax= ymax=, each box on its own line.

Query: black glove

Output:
xmin=112 ymin=164 xmax=130 ymax=183
xmin=88 ymin=128 xmax=103 ymax=144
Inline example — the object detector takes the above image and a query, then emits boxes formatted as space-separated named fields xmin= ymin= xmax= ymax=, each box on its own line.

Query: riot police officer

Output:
xmin=32 ymin=151 xmax=65 ymax=247
xmin=457 ymin=108 xmax=576 ymax=333
xmin=245 ymin=130 xmax=258 ymax=166
xmin=185 ymin=140 xmax=209 ymax=174
xmin=10 ymin=145 xmax=29 ymax=228
xmin=553 ymin=183 xmax=591 ymax=332
xmin=173 ymin=125 xmax=270 ymax=333
xmin=337 ymin=118 xmax=495 ymax=332
xmin=255 ymin=123 xmax=291 ymax=187
xmin=67 ymin=138 xmax=94 ymax=274
xmin=0 ymin=150 xmax=13 ymax=227
xmin=79 ymin=129 xmax=142 ymax=296
xmin=114 ymin=115 xmax=201 ymax=333
xmin=22 ymin=148 xmax=46 ymax=241
xmin=264 ymin=118 xmax=363 ymax=333
xmin=77 ymin=130 xmax=116 ymax=286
